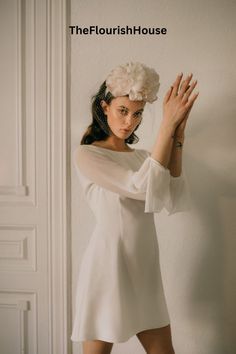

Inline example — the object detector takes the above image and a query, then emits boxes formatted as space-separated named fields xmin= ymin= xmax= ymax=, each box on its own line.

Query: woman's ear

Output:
xmin=100 ymin=100 xmax=108 ymax=115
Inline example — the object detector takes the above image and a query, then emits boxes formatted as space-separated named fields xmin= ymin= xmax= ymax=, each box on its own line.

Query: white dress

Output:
xmin=71 ymin=144 xmax=191 ymax=343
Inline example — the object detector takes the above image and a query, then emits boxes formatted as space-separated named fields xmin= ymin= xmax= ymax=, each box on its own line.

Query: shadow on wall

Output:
xmin=183 ymin=95 xmax=236 ymax=353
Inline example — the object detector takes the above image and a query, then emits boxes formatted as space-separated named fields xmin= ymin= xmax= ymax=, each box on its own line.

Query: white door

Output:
xmin=0 ymin=1 xmax=70 ymax=353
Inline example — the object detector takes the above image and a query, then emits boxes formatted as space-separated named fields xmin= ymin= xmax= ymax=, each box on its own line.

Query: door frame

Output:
xmin=47 ymin=0 xmax=71 ymax=353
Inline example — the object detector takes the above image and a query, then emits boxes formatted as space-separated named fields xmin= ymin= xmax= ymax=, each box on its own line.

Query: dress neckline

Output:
xmin=84 ymin=144 xmax=136 ymax=154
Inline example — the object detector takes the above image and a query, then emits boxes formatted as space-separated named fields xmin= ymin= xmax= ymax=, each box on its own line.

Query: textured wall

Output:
xmin=71 ymin=1 xmax=236 ymax=353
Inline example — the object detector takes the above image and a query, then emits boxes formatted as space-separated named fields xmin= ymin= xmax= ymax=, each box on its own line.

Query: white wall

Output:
xmin=71 ymin=1 xmax=236 ymax=353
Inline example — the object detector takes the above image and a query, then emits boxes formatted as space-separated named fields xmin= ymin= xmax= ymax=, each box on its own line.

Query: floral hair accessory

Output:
xmin=105 ymin=62 xmax=160 ymax=103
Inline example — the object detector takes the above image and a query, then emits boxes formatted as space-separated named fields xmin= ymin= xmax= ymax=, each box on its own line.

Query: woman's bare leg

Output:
xmin=82 ymin=339 xmax=114 ymax=354
xmin=136 ymin=324 xmax=175 ymax=354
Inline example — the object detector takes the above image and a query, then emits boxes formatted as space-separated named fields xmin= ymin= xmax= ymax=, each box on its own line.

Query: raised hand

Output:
xmin=174 ymin=100 xmax=194 ymax=138
xmin=162 ymin=73 xmax=199 ymax=131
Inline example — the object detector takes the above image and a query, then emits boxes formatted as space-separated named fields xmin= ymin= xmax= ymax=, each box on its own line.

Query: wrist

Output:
xmin=174 ymin=140 xmax=184 ymax=148
xmin=173 ymin=132 xmax=185 ymax=139
xmin=160 ymin=122 xmax=176 ymax=138
xmin=172 ymin=134 xmax=185 ymax=149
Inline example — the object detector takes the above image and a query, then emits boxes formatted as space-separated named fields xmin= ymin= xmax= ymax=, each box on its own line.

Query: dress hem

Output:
xmin=70 ymin=320 xmax=171 ymax=344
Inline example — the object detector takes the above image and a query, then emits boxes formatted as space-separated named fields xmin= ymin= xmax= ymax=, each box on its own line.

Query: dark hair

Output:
xmin=80 ymin=81 xmax=141 ymax=145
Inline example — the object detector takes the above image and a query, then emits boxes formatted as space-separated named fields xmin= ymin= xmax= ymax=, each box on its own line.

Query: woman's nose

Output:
xmin=125 ymin=115 xmax=134 ymax=127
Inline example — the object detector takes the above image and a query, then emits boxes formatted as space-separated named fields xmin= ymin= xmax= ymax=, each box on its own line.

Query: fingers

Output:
xmin=178 ymin=73 xmax=199 ymax=108
xmin=179 ymin=73 xmax=193 ymax=97
xmin=185 ymin=91 xmax=199 ymax=109
xmin=163 ymin=86 xmax=173 ymax=104
xmin=171 ymin=73 xmax=183 ymax=97
xmin=180 ymin=83 xmax=190 ymax=91
xmin=165 ymin=73 xmax=199 ymax=110
xmin=182 ymin=79 xmax=198 ymax=104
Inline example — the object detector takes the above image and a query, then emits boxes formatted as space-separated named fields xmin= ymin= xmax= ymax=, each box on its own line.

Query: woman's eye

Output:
xmin=118 ymin=110 xmax=142 ymax=118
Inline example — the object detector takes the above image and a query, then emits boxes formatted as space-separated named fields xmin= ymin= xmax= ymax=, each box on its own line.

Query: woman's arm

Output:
xmin=167 ymin=86 xmax=196 ymax=177
xmin=150 ymin=73 xmax=198 ymax=169
xmin=167 ymin=135 xmax=184 ymax=177
xmin=150 ymin=121 xmax=176 ymax=169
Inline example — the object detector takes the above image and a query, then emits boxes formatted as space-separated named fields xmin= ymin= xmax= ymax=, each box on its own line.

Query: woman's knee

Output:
xmin=136 ymin=325 xmax=175 ymax=354
xmin=82 ymin=339 xmax=113 ymax=354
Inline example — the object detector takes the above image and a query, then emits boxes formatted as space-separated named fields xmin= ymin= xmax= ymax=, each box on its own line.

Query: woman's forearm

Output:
xmin=150 ymin=122 xmax=176 ymax=168
xmin=167 ymin=136 xmax=185 ymax=177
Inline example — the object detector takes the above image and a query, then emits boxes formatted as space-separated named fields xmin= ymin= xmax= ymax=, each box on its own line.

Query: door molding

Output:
xmin=47 ymin=0 xmax=71 ymax=353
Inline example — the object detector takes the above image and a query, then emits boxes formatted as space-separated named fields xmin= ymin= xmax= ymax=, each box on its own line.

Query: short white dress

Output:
xmin=71 ymin=144 xmax=191 ymax=343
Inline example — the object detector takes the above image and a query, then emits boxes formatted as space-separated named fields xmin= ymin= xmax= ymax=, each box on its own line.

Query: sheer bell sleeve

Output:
xmin=73 ymin=145 xmax=191 ymax=215
xmin=145 ymin=150 xmax=192 ymax=215
xmin=166 ymin=169 xmax=192 ymax=215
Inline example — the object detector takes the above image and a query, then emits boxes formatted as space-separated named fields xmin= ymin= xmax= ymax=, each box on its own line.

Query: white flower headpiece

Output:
xmin=105 ymin=62 xmax=160 ymax=103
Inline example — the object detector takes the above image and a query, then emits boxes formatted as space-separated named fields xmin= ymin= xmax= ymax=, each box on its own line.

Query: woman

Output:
xmin=71 ymin=62 xmax=199 ymax=354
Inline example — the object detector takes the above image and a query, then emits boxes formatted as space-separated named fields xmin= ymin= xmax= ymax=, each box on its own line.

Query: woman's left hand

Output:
xmin=173 ymin=103 xmax=192 ymax=138
xmin=173 ymin=82 xmax=195 ymax=138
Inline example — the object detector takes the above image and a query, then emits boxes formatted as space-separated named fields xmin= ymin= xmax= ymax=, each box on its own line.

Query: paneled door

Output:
xmin=0 ymin=1 xmax=70 ymax=353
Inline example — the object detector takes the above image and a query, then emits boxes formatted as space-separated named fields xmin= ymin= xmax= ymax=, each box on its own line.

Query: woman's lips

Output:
xmin=120 ymin=129 xmax=131 ymax=132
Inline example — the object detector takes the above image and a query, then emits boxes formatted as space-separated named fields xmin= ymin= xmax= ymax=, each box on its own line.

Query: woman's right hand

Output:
xmin=162 ymin=73 xmax=199 ymax=130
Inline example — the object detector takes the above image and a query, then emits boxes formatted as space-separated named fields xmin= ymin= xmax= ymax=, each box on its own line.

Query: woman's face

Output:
xmin=101 ymin=96 xmax=146 ymax=139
